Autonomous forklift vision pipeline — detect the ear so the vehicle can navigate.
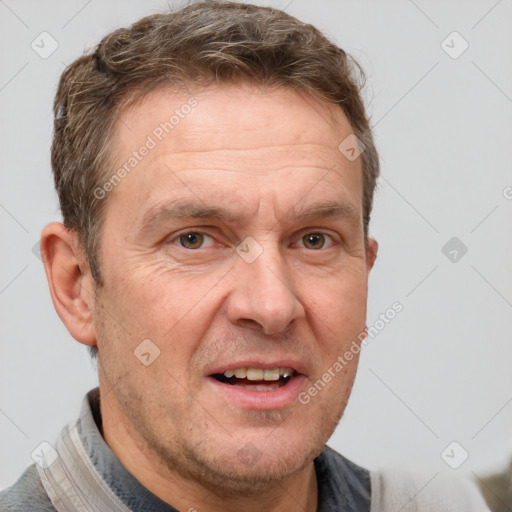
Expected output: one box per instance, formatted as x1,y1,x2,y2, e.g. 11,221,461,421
365,237,378,273
40,222,97,347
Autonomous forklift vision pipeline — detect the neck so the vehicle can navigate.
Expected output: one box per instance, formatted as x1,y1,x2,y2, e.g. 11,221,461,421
99,392,319,512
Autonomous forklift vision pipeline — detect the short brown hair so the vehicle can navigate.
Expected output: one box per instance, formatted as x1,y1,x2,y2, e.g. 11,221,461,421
52,0,379,286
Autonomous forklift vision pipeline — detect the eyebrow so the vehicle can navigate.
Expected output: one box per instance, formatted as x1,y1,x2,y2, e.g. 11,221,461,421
138,198,360,233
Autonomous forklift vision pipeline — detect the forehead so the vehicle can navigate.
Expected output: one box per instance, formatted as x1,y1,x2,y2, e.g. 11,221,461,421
105,83,363,224
115,83,354,152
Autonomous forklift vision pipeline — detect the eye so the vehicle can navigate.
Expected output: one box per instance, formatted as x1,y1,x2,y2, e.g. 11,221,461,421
169,230,337,251
297,232,336,250
173,231,215,249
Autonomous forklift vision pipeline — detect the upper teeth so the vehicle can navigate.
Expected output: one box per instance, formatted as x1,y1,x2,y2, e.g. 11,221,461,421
223,367,294,381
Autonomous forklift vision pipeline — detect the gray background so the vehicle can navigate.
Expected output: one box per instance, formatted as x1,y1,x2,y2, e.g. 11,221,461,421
1,0,511,492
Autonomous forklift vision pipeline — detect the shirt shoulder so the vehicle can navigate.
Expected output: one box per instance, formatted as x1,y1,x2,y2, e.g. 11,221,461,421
370,468,491,511
0,464,56,512
315,444,371,511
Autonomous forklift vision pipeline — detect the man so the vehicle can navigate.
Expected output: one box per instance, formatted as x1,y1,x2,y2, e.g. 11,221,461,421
0,1,490,510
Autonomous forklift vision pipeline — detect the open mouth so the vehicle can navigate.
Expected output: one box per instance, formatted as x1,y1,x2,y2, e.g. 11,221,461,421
210,368,297,391
206,365,306,409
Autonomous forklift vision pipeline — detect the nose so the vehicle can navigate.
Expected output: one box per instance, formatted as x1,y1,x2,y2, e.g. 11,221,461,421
226,243,306,336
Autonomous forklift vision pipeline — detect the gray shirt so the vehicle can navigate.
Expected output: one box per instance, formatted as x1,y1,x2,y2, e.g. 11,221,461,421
0,388,371,511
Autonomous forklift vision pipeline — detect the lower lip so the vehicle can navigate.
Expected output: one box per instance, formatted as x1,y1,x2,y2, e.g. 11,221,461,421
206,375,307,410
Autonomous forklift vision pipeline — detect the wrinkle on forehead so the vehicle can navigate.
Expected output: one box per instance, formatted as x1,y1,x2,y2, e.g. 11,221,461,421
151,143,353,177
112,83,353,158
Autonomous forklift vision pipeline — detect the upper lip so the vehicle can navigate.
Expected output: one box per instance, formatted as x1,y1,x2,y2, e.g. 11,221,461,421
206,359,308,377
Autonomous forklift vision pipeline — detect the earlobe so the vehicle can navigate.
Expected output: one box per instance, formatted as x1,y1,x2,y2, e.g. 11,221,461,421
365,237,378,273
40,222,97,347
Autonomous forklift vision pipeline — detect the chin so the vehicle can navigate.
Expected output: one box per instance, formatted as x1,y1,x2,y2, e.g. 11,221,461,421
177,427,322,496
190,449,314,498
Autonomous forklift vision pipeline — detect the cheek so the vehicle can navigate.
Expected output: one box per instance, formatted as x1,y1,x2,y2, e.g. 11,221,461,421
105,261,210,330
306,276,368,372
106,272,219,368
309,268,368,325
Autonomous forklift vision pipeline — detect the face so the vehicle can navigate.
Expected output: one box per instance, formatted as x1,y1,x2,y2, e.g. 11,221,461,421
92,83,377,494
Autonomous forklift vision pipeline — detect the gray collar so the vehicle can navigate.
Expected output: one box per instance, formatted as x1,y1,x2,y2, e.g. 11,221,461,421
38,387,370,511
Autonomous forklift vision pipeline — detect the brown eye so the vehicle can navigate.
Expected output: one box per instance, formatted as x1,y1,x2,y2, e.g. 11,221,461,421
302,233,327,250
178,232,205,249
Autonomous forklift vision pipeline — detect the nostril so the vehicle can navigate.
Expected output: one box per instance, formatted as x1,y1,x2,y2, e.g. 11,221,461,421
237,319,265,331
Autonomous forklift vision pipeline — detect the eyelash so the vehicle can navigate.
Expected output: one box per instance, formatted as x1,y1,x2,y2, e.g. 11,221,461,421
169,229,338,250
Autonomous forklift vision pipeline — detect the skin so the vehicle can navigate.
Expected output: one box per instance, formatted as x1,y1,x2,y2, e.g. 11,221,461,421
41,83,378,512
